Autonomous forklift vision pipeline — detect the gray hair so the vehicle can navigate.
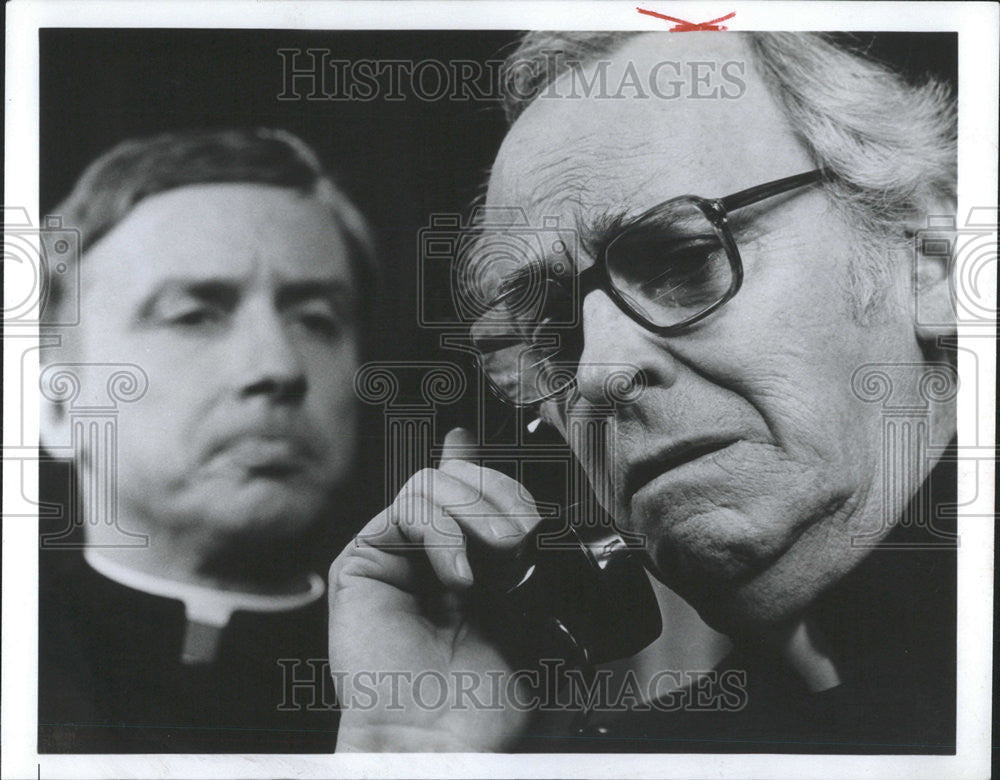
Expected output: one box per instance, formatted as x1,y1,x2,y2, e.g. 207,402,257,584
500,32,957,321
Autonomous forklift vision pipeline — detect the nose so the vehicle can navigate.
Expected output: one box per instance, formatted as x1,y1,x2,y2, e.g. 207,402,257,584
573,291,678,406
230,299,307,404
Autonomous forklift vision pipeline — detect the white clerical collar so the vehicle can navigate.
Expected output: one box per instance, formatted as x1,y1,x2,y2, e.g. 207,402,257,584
84,549,325,664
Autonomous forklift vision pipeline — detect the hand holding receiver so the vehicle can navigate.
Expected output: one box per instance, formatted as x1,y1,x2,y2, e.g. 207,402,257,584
328,427,542,752
328,426,663,751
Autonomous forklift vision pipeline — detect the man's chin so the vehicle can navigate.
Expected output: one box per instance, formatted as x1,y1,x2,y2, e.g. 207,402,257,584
643,520,813,634
198,518,328,590
667,574,814,635
192,482,330,539
648,531,849,635
648,545,760,633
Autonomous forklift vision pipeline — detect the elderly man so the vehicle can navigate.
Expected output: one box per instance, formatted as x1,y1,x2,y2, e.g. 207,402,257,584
329,32,957,753
38,128,375,752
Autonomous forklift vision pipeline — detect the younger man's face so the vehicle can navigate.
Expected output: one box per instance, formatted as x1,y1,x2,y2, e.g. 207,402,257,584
75,183,360,544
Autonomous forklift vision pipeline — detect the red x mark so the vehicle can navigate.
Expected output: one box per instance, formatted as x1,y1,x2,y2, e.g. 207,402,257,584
636,7,736,31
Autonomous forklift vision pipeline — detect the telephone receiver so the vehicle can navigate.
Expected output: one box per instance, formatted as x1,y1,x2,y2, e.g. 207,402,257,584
460,418,663,668
467,509,663,669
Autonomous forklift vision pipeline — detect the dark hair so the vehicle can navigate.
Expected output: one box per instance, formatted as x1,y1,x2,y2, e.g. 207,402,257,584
42,127,377,321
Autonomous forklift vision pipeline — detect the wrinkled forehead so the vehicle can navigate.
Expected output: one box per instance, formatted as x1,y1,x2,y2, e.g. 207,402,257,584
484,32,812,260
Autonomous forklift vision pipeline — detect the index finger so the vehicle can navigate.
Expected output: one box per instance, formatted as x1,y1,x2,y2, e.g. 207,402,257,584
440,426,478,464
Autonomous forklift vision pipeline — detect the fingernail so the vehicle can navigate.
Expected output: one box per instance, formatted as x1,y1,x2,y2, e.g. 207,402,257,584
454,552,474,583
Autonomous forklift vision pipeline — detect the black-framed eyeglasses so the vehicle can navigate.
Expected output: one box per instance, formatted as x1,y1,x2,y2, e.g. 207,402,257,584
470,169,825,407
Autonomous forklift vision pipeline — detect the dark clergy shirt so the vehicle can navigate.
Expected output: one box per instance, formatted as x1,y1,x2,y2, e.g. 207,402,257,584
38,464,340,753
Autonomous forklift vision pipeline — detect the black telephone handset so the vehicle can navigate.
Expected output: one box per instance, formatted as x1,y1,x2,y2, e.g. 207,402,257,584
463,425,663,669
469,511,663,669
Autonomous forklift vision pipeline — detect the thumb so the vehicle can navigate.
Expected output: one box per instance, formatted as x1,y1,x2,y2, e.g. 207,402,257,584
440,426,477,464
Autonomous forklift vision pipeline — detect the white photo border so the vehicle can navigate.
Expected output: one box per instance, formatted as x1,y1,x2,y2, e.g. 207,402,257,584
4,2,996,778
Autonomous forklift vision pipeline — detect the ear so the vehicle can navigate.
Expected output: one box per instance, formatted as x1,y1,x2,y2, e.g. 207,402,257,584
906,196,957,356
38,339,72,455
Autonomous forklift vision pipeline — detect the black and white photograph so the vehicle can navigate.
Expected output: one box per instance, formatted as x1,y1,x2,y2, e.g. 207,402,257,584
2,2,996,778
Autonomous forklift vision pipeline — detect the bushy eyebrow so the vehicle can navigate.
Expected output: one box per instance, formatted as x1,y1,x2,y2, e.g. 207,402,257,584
575,209,632,262
574,197,762,262
460,208,631,302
